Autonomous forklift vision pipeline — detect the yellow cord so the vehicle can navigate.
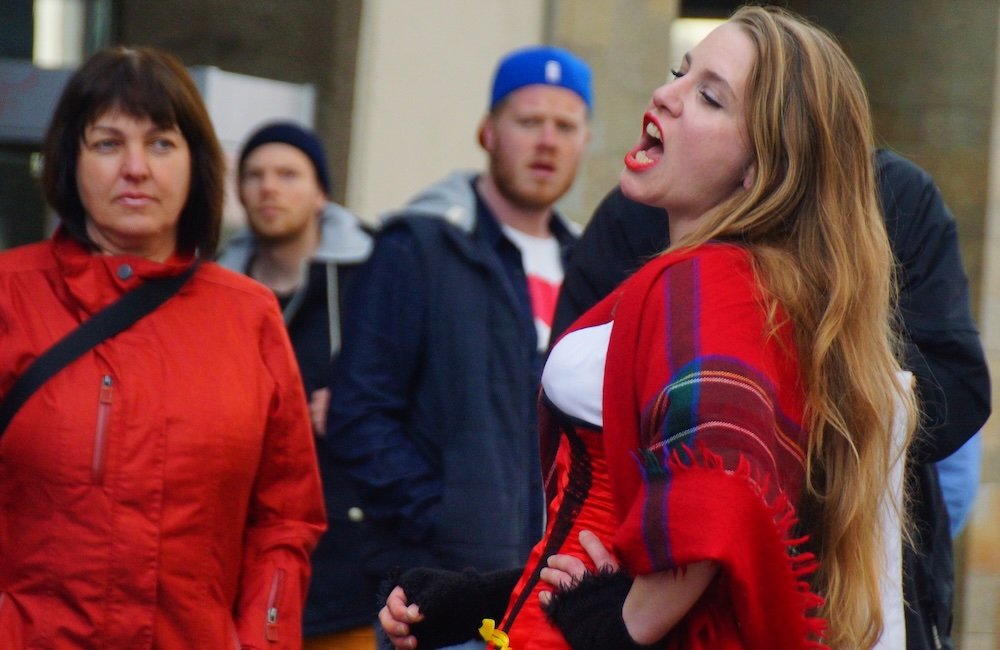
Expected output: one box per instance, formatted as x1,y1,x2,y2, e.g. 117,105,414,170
479,618,511,649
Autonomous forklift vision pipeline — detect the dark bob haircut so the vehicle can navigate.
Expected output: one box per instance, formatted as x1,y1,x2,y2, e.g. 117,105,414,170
41,46,225,257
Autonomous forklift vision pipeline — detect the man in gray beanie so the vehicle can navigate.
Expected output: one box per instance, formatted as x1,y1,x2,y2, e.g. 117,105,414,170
217,121,377,648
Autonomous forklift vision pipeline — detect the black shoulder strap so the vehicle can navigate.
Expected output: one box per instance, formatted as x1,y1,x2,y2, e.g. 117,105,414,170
0,261,200,438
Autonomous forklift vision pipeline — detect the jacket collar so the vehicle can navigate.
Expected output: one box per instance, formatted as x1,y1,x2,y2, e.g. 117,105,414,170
382,170,479,231
216,202,372,273
383,169,580,247
52,227,196,315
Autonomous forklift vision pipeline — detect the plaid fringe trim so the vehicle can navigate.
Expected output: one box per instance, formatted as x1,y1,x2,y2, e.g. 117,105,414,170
643,442,828,649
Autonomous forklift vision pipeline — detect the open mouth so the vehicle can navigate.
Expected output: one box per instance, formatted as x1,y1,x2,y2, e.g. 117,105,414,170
624,113,663,171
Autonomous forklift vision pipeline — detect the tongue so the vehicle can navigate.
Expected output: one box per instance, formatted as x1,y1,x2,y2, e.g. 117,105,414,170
636,144,663,163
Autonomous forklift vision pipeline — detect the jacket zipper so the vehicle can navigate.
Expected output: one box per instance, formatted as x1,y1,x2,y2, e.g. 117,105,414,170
228,617,242,650
931,622,942,650
265,568,285,642
92,375,113,485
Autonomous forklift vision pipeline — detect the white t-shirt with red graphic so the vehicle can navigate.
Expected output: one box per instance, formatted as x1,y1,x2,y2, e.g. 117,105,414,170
502,225,563,351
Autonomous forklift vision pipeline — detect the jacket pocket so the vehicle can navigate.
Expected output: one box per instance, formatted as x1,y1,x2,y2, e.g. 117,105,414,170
91,375,113,485
265,568,285,643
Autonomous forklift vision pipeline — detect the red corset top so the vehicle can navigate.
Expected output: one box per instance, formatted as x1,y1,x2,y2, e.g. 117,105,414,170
494,405,616,649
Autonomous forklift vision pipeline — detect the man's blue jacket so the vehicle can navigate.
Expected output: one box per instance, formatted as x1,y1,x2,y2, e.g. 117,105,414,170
328,172,578,580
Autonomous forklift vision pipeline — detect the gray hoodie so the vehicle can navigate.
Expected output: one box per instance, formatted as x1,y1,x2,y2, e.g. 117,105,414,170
217,201,372,353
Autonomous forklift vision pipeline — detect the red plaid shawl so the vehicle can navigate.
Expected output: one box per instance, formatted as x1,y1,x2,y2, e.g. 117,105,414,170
600,242,827,648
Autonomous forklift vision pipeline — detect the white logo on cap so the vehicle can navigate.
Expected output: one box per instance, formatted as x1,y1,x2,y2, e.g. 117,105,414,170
545,60,562,84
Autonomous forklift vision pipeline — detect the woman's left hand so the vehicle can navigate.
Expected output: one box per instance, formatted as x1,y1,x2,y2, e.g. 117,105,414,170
539,529,620,606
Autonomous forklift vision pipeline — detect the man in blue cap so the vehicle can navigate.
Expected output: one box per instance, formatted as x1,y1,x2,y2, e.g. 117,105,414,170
327,45,592,645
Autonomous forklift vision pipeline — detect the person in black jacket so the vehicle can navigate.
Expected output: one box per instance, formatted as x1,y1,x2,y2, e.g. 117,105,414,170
551,148,990,650
218,122,376,648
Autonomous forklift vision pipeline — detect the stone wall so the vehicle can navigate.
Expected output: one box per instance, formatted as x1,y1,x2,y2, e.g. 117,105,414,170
786,4,999,647
546,0,679,223
118,0,361,207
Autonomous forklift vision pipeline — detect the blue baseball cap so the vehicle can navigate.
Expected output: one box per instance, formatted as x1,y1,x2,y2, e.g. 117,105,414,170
489,46,593,112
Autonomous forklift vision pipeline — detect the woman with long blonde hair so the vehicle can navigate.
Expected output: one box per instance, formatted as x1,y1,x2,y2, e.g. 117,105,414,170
379,6,914,649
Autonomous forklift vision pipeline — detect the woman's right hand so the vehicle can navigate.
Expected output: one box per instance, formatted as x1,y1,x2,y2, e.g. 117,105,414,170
539,529,620,605
379,586,424,649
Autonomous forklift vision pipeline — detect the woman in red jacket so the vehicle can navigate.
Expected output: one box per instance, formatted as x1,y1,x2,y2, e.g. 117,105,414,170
380,6,915,649
0,47,326,648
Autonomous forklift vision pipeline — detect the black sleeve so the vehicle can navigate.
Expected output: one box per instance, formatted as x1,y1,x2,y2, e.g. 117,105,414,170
543,570,662,649
552,186,670,340
381,567,522,649
877,150,991,461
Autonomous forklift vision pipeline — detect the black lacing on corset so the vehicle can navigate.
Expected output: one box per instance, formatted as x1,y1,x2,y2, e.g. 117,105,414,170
501,397,594,632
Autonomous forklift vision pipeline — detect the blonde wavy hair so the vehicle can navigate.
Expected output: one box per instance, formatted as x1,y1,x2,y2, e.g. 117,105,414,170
670,6,917,648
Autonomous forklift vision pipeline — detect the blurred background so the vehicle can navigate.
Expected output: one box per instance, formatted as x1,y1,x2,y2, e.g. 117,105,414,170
1,1,998,646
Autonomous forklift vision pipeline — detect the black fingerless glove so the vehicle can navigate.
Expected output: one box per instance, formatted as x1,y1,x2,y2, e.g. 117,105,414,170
542,569,662,649
378,566,521,649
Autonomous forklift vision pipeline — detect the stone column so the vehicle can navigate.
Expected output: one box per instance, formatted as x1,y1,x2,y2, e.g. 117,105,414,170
546,0,680,224
118,0,361,207
787,2,999,647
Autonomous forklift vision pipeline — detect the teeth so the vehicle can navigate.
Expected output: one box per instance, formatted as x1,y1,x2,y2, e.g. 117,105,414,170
634,150,653,163
645,121,662,141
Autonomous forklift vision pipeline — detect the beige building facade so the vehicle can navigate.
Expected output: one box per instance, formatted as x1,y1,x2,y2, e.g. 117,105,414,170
7,0,997,646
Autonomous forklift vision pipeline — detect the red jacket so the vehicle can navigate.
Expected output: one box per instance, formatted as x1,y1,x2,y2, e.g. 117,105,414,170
0,232,326,649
